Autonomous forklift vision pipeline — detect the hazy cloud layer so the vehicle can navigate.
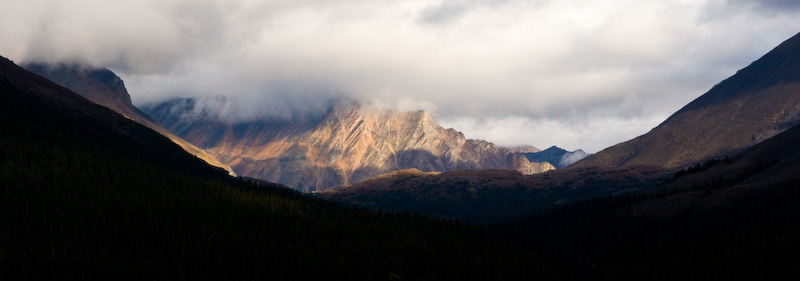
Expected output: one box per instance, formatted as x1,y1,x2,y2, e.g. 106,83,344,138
1,0,798,152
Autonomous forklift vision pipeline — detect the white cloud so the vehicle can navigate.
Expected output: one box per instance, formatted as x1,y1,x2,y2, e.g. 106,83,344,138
1,0,798,152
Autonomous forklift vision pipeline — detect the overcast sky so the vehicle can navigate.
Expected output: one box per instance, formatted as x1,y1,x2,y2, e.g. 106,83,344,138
2,0,799,152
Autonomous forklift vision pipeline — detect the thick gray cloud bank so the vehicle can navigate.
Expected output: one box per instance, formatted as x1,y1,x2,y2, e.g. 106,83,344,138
2,0,799,152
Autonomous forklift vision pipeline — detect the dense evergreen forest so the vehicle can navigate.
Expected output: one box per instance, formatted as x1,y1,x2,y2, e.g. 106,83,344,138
3,58,800,280
508,181,800,280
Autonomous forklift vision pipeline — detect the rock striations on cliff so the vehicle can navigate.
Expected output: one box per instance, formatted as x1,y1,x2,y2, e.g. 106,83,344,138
144,99,553,191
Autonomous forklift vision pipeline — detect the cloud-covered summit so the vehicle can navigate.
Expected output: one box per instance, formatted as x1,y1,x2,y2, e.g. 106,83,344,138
1,0,798,152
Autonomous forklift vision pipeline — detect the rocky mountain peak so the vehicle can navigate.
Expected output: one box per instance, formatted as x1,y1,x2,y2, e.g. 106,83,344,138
144,98,555,191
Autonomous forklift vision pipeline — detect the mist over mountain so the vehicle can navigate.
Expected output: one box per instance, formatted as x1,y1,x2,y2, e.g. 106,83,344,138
558,149,590,167
504,145,542,153
4,1,797,153
143,98,553,191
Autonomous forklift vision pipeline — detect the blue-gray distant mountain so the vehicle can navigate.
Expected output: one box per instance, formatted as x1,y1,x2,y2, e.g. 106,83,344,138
522,146,590,168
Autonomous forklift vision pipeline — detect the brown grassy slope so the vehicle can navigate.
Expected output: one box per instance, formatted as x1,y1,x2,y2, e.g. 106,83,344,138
320,165,668,222
572,31,800,170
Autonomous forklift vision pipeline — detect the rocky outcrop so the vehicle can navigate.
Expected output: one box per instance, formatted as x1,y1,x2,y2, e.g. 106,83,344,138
23,63,236,176
144,99,552,191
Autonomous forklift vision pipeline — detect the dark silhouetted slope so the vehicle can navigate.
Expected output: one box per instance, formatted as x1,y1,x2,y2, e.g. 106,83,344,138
0,57,231,178
23,62,235,175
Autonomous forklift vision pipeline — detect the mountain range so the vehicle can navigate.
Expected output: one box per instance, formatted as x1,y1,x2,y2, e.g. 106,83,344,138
143,98,555,191
14,31,800,221
4,30,800,280
321,31,800,221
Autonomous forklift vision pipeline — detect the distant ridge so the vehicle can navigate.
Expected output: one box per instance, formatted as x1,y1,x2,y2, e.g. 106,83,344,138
523,146,589,169
572,31,800,169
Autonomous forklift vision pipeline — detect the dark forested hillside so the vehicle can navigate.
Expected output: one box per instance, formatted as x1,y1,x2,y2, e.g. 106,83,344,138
507,176,800,280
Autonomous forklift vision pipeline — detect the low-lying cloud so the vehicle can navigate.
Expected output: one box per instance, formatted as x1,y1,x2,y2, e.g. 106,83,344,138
1,0,798,152
559,150,590,168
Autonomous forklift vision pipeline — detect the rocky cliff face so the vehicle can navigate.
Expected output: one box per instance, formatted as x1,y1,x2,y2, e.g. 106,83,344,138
144,99,553,191
23,63,236,176
572,31,800,170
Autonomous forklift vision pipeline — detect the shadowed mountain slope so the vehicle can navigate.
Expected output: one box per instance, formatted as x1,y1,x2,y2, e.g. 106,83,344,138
143,99,554,191
22,62,235,176
321,166,668,222
573,31,800,169
626,121,800,218
0,57,231,179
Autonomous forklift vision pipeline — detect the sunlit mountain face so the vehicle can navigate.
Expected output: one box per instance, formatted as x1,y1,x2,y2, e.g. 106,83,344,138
143,98,554,191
